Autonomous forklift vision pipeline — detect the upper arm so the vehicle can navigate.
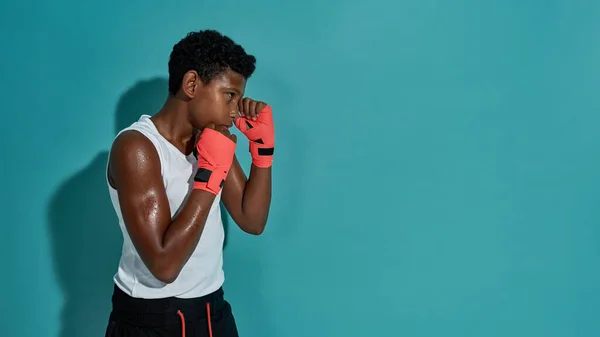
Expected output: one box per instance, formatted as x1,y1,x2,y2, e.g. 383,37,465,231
109,130,172,266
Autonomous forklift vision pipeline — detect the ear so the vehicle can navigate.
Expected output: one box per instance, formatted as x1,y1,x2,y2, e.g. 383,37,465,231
181,70,199,99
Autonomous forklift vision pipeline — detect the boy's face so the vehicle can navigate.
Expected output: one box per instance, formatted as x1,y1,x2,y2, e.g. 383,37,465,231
188,69,246,129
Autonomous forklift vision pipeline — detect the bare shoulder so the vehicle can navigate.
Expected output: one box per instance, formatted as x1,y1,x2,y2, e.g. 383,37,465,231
109,130,162,190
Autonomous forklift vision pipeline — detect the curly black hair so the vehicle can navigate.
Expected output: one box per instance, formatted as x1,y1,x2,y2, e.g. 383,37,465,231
168,30,256,95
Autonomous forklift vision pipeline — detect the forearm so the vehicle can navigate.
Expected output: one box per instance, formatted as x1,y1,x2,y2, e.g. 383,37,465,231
155,190,217,281
241,165,272,231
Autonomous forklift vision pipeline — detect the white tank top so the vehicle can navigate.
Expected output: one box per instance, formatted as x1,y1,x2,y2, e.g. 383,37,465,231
107,114,225,299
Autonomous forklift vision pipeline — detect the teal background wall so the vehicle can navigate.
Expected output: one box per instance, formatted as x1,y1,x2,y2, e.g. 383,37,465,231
2,1,600,336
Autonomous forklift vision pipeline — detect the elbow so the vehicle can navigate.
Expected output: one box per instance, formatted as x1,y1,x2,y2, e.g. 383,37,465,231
148,261,181,284
242,219,267,235
247,226,265,235
231,212,268,235
155,271,178,284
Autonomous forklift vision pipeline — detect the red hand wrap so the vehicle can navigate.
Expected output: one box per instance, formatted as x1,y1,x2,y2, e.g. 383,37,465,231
193,128,236,195
235,105,275,168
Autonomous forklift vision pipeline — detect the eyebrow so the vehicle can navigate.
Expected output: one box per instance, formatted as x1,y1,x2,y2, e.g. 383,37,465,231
225,87,242,95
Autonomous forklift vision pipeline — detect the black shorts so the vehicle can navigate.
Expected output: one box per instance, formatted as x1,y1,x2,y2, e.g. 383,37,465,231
105,284,239,337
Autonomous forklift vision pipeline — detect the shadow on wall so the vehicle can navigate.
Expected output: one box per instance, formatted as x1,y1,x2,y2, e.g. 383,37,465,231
47,77,171,337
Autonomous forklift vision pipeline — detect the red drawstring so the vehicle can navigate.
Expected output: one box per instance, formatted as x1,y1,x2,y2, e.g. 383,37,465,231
206,302,213,337
176,303,212,337
177,310,186,337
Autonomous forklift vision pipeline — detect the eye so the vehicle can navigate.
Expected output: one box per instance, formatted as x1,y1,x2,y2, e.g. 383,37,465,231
227,92,235,101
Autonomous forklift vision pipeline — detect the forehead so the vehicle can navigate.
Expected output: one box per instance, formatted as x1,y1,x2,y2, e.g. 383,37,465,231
211,69,246,91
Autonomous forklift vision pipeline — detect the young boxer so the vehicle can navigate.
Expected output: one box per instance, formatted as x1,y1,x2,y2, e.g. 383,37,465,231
104,29,274,337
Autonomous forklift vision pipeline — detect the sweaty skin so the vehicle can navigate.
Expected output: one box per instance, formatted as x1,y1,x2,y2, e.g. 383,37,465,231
108,69,272,283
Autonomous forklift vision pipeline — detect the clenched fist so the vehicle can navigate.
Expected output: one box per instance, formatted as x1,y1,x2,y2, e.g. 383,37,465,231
235,98,274,168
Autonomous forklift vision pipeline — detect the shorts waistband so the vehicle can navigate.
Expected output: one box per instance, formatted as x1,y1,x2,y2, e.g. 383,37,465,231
109,284,225,327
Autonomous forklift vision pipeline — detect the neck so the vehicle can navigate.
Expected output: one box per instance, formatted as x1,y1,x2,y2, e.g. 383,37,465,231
151,95,196,155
